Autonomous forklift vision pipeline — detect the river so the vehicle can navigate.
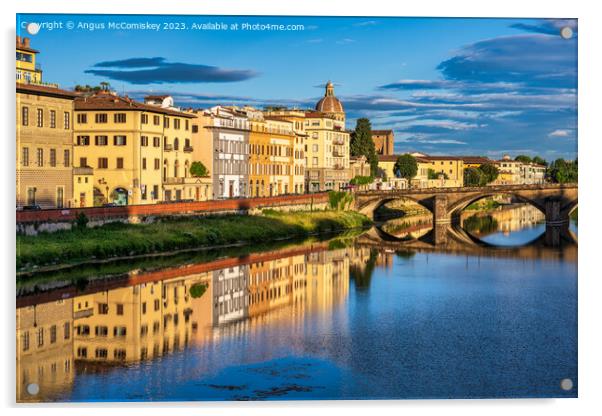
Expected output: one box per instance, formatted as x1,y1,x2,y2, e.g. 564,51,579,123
16,203,578,402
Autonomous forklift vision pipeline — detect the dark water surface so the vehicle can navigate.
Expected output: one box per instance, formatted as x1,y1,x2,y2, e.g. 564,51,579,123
16,208,577,402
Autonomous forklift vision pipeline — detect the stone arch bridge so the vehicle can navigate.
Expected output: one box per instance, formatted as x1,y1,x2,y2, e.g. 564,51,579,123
354,183,578,246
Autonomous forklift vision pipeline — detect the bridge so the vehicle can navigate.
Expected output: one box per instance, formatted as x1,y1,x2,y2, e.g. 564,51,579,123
354,183,577,246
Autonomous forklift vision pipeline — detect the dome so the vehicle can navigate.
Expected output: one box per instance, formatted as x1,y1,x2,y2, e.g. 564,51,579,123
315,81,344,114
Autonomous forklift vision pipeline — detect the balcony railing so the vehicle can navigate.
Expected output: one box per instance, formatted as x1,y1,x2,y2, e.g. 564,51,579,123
164,177,184,184
164,144,173,151
73,167,94,175
183,145,193,153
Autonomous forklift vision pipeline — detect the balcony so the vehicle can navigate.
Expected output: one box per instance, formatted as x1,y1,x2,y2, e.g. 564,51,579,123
74,308,94,319
164,177,184,184
183,145,193,153
73,167,94,175
333,150,345,157
164,144,173,152
333,138,345,145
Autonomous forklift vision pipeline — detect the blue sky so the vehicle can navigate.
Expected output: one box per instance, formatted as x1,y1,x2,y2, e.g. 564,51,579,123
17,14,577,160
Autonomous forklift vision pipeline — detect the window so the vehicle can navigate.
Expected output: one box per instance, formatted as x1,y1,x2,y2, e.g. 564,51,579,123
192,125,198,133
98,303,108,314
153,115,160,125
95,326,108,337
174,138,179,151
76,325,90,336
142,302,147,314
50,110,56,128
116,158,124,169
154,158,160,170
27,187,36,205
141,114,148,124
50,149,56,167
22,331,29,351
153,137,161,147
114,349,126,360
116,304,124,315
77,113,87,124
77,347,87,358
95,113,108,123
64,150,70,167
95,348,108,359
22,147,29,166
22,107,28,126
141,136,148,146
153,185,159,200
50,325,57,344
64,112,70,129
114,135,127,146
114,113,126,123
37,109,43,127
56,187,64,208
77,135,90,146
142,158,147,170
64,322,70,340
95,135,108,146
97,158,108,169
37,328,44,347
154,299,160,311
36,148,43,166
164,117,170,128
113,326,127,337
79,157,88,168
174,119,180,129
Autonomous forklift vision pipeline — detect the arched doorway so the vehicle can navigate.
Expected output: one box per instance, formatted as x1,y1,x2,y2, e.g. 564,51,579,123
111,188,129,206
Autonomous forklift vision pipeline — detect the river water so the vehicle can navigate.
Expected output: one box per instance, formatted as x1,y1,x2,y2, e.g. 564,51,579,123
16,204,577,402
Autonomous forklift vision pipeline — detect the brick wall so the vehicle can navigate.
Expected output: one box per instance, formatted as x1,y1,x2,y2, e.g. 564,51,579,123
16,192,330,225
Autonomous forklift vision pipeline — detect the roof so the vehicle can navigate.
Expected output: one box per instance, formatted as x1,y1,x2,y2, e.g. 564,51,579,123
457,156,492,164
371,129,394,135
16,37,39,54
315,96,344,113
74,92,194,118
144,95,170,101
16,82,77,100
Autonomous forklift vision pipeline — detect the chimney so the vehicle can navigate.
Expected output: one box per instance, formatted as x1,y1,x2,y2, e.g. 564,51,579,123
23,37,30,47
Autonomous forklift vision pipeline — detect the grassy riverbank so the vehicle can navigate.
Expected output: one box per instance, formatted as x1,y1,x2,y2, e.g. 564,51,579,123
16,210,371,271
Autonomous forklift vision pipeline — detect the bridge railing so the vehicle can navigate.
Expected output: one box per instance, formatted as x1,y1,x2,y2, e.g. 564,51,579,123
355,182,577,196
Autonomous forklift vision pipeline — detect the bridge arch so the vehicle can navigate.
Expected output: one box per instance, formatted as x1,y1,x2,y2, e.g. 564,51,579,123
447,191,546,220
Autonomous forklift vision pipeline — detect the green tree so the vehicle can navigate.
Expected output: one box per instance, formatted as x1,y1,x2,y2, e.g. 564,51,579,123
190,161,209,177
479,163,500,184
427,168,449,180
350,118,378,176
515,155,532,164
464,167,484,187
532,156,548,166
393,154,418,180
547,158,578,183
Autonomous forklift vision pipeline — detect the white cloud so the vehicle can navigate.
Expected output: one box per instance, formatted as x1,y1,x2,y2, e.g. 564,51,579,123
548,129,571,137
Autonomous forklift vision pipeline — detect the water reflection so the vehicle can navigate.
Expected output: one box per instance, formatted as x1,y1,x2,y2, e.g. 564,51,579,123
16,242,356,402
460,203,546,246
16,218,578,402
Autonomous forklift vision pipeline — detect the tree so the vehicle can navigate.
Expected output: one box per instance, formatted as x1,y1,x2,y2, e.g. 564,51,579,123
190,161,209,177
393,154,418,180
532,156,547,166
479,163,500,184
547,158,578,183
427,168,448,180
515,155,532,164
464,167,484,186
350,118,378,177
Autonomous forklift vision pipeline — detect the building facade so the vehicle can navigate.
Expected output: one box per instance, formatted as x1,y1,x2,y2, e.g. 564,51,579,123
16,36,43,85
73,91,196,205
371,129,395,155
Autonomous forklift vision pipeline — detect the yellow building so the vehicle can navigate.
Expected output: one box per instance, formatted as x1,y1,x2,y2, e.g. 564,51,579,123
494,155,522,185
16,36,43,85
71,274,207,365
378,154,464,188
262,109,308,194
74,91,198,205
16,299,74,402
17,83,83,209
249,113,295,197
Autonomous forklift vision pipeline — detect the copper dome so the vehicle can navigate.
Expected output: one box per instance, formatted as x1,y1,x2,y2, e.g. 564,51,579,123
315,81,344,113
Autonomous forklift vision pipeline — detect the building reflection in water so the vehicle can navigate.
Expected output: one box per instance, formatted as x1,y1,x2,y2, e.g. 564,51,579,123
16,243,359,402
